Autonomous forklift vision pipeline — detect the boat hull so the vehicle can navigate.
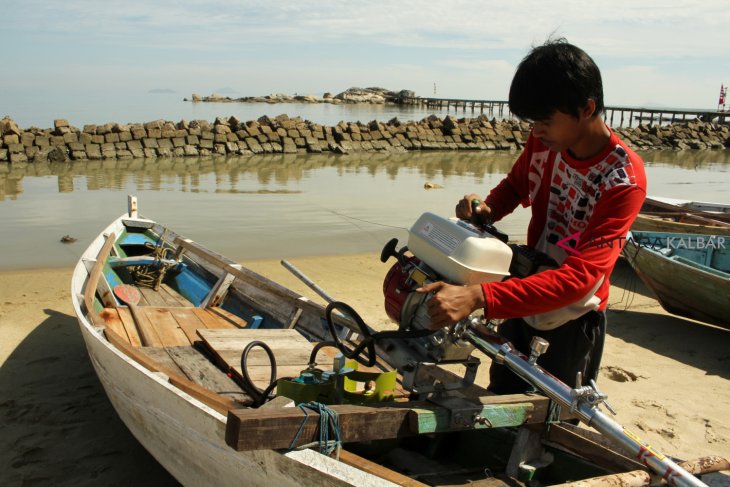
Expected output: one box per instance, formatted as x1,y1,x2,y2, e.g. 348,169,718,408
70,203,727,485
624,233,730,328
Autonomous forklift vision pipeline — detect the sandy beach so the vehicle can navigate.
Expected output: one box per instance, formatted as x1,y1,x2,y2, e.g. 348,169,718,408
1,254,729,485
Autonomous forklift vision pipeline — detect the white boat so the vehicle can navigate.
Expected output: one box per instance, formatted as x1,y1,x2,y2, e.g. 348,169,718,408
646,196,730,220
71,196,728,486
632,196,730,236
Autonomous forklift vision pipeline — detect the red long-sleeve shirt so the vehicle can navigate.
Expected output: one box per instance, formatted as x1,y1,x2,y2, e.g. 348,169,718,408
482,129,646,328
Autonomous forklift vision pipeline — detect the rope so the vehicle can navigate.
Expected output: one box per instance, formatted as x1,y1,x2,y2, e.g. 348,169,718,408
608,243,642,312
325,209,408,231
130,229,177,290
545,399,563,434
289,402,342,459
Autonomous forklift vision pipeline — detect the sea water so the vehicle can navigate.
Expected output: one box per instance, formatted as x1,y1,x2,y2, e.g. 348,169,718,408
0,148,728,270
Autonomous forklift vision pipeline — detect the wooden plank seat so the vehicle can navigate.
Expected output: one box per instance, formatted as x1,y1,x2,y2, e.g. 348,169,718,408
196,329,410,401
197,329,319,392
141,346,251,405
137,283,191,307
99,306,248,348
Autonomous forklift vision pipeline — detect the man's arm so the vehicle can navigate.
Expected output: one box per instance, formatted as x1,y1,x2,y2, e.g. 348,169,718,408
421,184,645,328
482,184,645,319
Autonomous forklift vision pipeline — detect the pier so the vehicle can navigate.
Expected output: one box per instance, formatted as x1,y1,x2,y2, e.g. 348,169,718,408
403,97,729,128
405,97,511,119
603,105,728,128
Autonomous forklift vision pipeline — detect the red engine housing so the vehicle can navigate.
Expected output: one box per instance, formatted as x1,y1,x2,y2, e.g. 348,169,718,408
383,257,421,325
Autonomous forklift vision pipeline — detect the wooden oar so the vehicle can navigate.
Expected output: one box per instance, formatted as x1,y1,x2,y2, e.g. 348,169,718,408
113,284,159,347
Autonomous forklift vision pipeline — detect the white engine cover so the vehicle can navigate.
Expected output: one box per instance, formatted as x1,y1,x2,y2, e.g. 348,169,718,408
407,212,512,285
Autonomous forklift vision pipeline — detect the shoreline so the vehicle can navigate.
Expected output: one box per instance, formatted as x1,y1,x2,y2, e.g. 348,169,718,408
2,256,729,484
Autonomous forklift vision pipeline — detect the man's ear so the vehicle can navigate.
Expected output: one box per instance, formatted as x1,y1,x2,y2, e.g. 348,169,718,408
581,99,597,119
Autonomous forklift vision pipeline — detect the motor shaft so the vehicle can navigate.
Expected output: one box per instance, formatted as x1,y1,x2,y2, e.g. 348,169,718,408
464,327,707,487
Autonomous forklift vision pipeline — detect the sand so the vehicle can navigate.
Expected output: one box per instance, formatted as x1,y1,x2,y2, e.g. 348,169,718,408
1,255,729,485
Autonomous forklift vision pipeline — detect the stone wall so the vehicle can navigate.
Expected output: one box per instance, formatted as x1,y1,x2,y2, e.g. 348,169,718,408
0,115,728,164
614,121,729,150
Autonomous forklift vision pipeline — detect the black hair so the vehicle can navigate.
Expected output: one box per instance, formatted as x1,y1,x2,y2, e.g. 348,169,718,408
508,38,604,121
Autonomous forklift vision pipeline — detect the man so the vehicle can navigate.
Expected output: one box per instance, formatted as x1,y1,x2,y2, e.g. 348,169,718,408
418,39,646,393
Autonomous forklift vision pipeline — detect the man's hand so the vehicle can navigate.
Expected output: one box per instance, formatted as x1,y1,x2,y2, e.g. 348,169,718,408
416,281,486,329
456,193,492,226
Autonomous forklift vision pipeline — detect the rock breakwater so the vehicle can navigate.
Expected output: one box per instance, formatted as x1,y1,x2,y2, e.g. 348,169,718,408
186,87,415,105
0,114,728,164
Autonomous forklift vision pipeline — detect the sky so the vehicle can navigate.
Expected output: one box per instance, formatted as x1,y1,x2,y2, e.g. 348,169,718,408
1,0,728,110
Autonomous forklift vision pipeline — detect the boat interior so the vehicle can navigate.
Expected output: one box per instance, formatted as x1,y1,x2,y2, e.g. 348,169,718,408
629,231,729,274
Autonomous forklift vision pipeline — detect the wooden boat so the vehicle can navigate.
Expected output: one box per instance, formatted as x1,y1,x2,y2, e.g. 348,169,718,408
623,230,730,328
643,197,730,220
72,197,728,486
632,196,730,236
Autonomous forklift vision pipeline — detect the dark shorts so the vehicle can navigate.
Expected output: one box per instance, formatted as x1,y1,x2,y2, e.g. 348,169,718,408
487,310,606,395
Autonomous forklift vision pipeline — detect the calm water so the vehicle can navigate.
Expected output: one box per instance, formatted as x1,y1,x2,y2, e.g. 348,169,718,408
1,149,729,270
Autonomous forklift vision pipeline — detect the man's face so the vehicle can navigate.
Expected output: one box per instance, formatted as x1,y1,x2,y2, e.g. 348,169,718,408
530,110,585,154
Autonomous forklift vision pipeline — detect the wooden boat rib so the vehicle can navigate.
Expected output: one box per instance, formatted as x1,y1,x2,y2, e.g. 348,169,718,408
72,197,727,486
623,230,730,329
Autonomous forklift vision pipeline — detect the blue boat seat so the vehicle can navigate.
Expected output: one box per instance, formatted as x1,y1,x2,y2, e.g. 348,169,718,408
119,233,158,246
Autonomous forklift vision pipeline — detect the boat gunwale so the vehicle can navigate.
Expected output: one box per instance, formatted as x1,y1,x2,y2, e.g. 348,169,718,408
642,196,730,224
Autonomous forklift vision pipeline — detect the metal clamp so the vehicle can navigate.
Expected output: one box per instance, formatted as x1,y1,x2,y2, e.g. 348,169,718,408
428,396,494,430
401,356,480,395
570,372,616,415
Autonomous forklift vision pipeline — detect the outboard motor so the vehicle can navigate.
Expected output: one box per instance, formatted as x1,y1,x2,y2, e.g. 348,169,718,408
383,212,512,331
379,214,709,487
380,213,514,392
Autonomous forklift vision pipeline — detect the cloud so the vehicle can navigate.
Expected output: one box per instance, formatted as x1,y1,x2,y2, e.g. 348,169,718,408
5,0,728,57
1,1,728,108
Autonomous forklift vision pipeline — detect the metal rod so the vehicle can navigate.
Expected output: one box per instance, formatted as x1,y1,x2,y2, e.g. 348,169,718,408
464,328,707,487
280,260,355,341
280,259,336,304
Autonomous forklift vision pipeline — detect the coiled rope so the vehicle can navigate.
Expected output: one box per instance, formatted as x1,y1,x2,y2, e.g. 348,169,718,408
131,229,178,290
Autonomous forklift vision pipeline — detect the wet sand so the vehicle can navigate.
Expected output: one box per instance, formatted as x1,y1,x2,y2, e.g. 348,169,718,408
1,256,729,484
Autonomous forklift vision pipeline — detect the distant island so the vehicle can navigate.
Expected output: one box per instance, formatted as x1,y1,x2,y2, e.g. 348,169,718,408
184,87,415,105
